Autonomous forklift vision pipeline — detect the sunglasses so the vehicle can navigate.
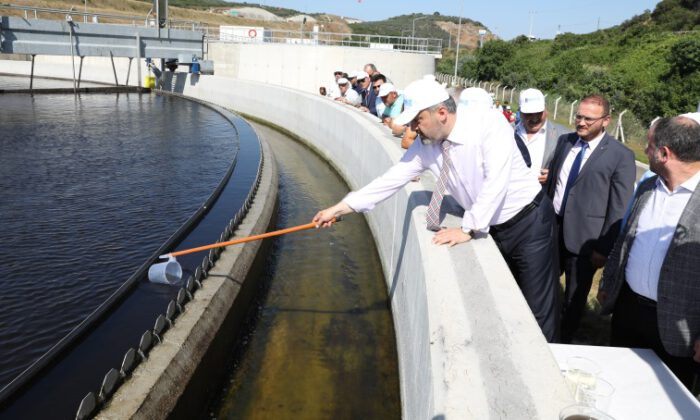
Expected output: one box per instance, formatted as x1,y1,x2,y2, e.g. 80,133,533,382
373,85,382,89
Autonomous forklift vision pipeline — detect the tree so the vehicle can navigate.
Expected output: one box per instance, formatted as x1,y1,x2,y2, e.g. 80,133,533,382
667,38,700,75
475,40,514,81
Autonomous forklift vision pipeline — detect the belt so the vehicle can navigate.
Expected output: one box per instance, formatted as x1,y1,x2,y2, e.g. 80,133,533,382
490,189,544,233
623,281,657,308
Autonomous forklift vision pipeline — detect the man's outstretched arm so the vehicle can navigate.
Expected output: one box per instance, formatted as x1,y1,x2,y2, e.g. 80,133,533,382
313,201,354,228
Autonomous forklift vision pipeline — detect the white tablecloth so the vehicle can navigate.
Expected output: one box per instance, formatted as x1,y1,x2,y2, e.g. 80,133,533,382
550,344,700,419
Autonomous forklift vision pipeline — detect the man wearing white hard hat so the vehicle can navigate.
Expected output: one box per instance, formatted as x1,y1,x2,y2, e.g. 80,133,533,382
334,77,361,106
598,113,700,390
314,78,560,342
515,88,560,184
457,87,493,111
378,83,406,136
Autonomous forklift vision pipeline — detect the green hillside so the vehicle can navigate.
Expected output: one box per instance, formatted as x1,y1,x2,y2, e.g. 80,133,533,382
439,0,700,125
142,0,305,17
349,12,485,44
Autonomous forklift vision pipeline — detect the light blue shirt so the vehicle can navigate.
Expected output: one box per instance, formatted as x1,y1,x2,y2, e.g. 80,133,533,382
382,95,404,118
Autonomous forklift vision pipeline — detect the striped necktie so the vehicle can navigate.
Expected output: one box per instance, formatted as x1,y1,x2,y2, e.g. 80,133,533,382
426,140,453,231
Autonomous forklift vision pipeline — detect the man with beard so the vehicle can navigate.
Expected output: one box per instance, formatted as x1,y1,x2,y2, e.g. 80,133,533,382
598,114,700,390
313,78,560,342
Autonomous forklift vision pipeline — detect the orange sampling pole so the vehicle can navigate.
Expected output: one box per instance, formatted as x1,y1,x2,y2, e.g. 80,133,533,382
164,218,339,258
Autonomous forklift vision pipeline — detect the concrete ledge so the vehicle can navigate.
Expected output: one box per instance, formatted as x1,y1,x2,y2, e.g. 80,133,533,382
95,128,278,419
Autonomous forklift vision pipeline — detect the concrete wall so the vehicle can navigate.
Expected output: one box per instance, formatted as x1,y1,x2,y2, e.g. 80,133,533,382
206,42,436,93
0,42,435,93
1,59,573,418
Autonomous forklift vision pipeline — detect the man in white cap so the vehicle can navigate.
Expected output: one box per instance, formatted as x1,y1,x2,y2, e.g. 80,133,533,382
314,77,560,342
515,88,560,184
598,113,700,390
334,77,361,106
355,70,371,99
457,87,493,111
378,83,406,136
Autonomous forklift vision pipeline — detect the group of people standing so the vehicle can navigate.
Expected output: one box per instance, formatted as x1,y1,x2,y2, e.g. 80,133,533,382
313,77,700,391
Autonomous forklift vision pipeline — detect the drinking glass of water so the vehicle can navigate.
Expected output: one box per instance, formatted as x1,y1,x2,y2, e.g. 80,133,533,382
564,356,601,397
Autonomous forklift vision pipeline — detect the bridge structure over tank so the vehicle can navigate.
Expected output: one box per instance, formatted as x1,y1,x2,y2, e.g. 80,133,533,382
0,16,202,58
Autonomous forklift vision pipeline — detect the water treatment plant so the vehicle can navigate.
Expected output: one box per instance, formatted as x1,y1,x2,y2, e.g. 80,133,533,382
0,4,577,419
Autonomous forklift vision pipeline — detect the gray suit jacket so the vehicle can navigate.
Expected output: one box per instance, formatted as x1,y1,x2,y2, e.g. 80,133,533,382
545,132,636,256
600,176,700,357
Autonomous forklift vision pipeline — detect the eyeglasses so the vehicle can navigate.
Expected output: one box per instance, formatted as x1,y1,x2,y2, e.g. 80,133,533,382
373,85,382,90
574,114,608,124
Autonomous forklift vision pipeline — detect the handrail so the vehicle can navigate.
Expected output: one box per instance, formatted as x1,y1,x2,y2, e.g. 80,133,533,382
1,3,442,55
0,3,203,28
207,28,443,55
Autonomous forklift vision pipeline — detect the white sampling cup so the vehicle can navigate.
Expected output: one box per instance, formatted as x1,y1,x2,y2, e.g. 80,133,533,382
148,255,183,285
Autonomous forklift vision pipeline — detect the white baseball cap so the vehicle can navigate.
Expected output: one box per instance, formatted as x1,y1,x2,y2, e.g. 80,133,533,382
519,88,545,113
347,70,358,79
377,83,397,98
680,112,700,125
393,78,450,126
458,87,493,110
337,77,349,85
356,71,369,80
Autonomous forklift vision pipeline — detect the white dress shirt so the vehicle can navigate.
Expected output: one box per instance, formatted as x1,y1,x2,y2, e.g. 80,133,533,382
516,121,548,177
342,88,361,106
625,170,700,301
553,131,605,214
343,108,541,233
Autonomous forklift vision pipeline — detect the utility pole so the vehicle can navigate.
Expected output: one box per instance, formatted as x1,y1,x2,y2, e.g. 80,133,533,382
453,0,464,86
528,10,535,39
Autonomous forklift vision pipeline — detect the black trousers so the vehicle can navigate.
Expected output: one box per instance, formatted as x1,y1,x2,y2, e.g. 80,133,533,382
490,194,560,342
611,282,700,391
557,218,598,343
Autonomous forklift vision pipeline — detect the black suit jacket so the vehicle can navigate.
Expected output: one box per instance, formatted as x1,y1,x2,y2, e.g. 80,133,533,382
545,132,636,256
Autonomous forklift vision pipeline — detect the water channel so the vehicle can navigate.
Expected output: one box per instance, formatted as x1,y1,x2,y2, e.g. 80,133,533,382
211,123,401,419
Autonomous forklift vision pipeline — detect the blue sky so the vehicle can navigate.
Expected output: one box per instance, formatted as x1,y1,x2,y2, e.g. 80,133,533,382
252,1,662,40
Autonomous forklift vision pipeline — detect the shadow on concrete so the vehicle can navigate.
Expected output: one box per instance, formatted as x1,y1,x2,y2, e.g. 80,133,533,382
387,191,464,301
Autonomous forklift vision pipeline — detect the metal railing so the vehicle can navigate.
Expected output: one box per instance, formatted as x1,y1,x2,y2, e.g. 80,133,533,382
1,4,441,55
0,3,203,29
206,28,443,55
437,72,653,157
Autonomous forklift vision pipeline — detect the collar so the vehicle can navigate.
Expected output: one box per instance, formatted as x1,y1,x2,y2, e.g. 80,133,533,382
657,168,700,194
516,121,547,138
577,130,605,149
446,108,498,146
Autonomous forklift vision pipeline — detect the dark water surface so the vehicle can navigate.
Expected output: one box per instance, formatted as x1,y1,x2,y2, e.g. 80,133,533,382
213,123,400,419
0,92,237,390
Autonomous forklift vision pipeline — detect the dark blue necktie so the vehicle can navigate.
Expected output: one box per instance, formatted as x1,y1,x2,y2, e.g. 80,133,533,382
560,142,588,213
